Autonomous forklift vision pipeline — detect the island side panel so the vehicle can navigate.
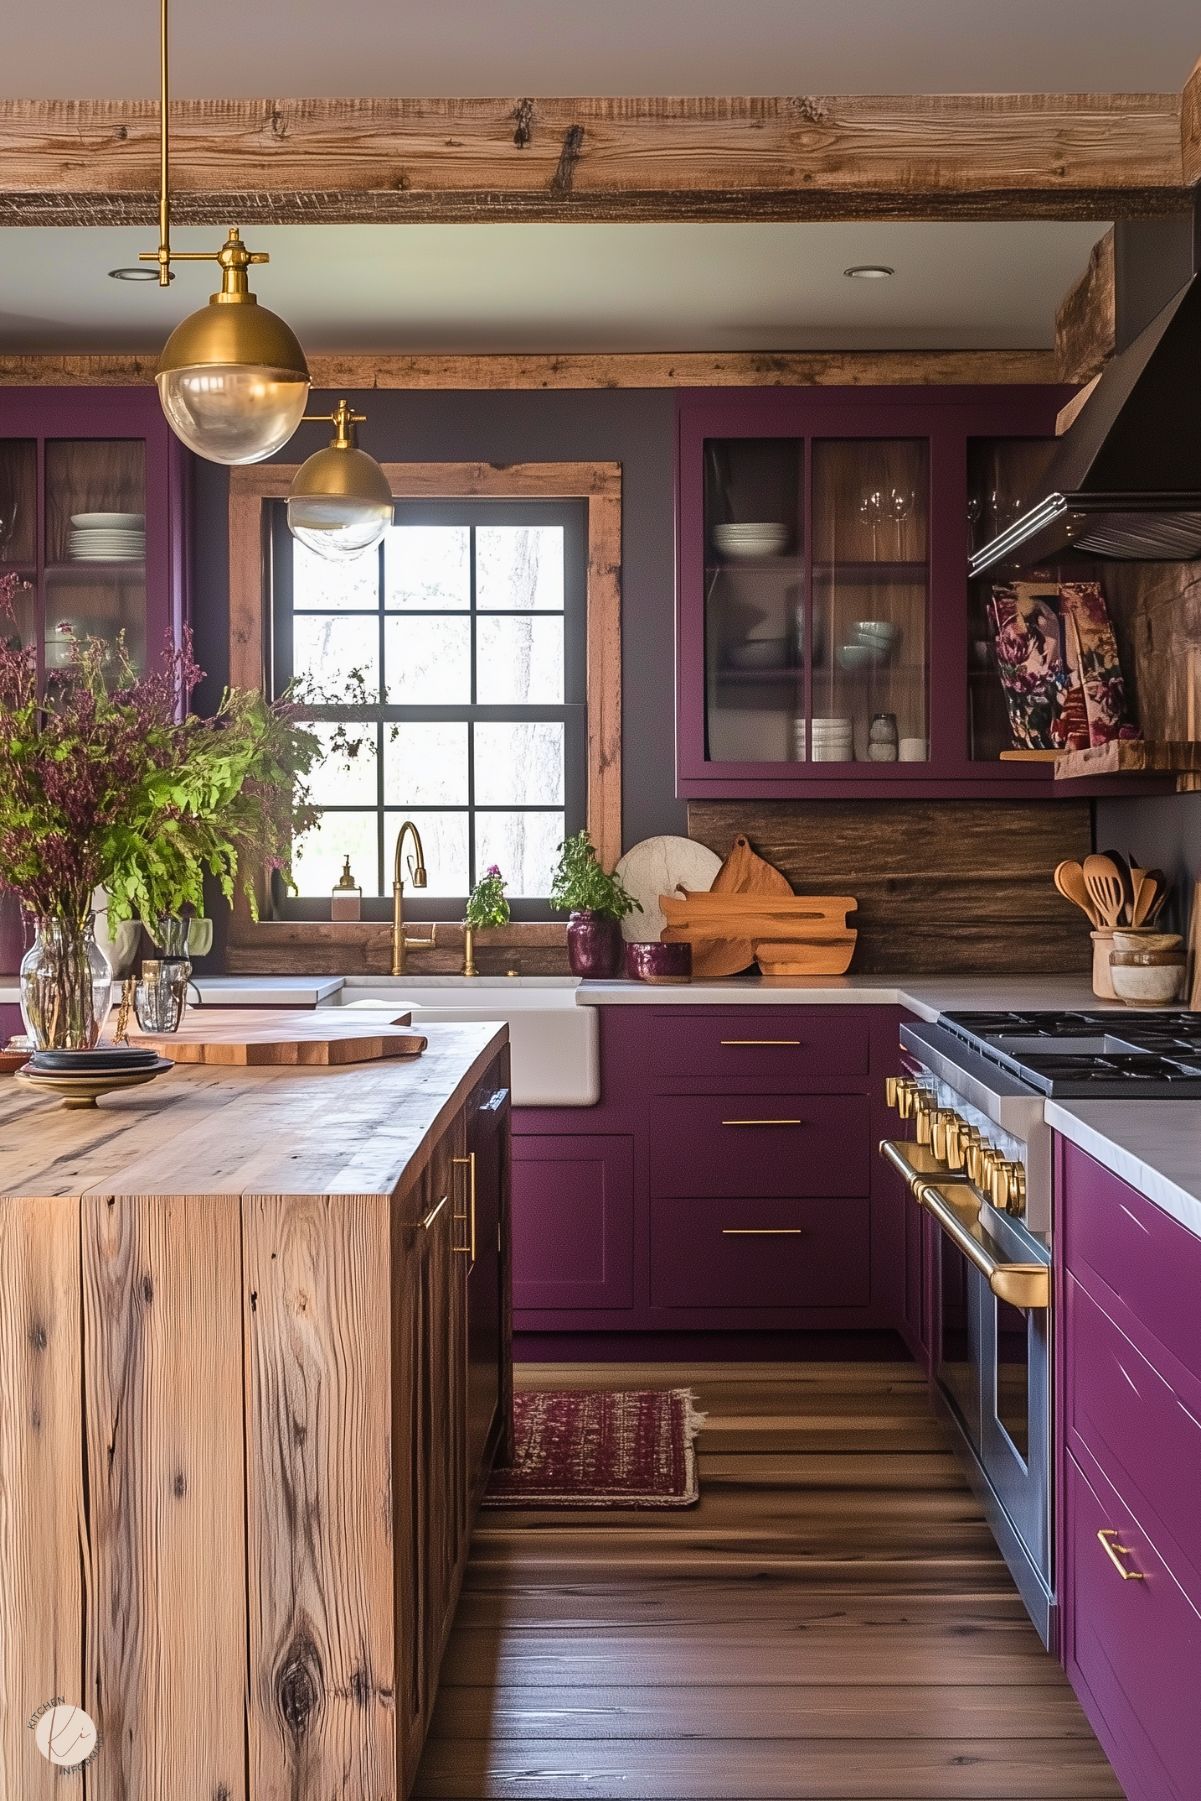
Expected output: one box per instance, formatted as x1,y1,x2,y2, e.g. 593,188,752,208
243,1191,398,1801
0,1195,83,1801
81,1192,247,1801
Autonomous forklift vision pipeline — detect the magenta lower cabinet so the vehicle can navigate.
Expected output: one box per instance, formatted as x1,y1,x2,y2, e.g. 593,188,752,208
511,1134,634,1312
1057,1138,1201,1801
1064,1450,1201,1801
650,1194,870,1310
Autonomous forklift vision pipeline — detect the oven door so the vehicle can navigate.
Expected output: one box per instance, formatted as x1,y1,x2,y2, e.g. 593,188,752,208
923,1181,1054,1646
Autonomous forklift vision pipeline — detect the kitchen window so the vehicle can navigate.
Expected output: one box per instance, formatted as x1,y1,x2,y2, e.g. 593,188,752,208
269,498,589,919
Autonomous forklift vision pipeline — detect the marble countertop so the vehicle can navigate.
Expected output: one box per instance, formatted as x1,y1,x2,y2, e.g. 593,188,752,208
577,974,1116,1022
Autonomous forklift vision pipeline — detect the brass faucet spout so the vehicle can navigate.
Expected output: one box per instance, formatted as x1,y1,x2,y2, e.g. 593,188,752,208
391,820,434,976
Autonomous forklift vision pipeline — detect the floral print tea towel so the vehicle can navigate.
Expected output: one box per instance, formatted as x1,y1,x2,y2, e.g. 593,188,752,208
989,579,1137,751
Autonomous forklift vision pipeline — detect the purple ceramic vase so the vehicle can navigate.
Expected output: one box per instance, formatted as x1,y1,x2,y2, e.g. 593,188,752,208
566,911,623,979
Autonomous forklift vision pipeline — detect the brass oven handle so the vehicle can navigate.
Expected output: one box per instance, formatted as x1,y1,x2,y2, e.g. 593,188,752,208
720,1038,801,1046
420,1193,448,1232
722,1117,803,1127
915,1181,1050,1311
452,1152,476,1260
1097,1528,1145,1581
879,1138,948,1193
721,1227,804,1236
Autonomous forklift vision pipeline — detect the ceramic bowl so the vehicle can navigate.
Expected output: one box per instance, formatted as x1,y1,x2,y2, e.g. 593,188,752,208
1110,959,1185,1006
1112,930,1181,956
853,619,898,644
837,643,884,671
624,941,692,985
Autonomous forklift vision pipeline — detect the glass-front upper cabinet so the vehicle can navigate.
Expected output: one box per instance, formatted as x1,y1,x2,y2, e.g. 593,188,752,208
0,390,187,683
678,387,1078,798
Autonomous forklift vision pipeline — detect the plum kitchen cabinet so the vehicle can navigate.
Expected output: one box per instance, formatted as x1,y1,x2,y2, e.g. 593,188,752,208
673,384,1143,801
512,1005,904,1336
1057,1140,1201,1801
0,387,189,679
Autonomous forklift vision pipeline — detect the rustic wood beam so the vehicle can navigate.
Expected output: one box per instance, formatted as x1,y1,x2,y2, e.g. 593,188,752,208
1183,55,1201,185
1053,228,1115,383
0,347,1060,390
0,93,1187,227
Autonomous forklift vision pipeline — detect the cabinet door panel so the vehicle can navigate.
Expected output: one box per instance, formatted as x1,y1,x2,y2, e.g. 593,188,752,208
645,1007,870,1079
1065,1451,1201,1801
512,1135,634,1310
650,1094,869,1198
650,1193,869,1310
466,1086,508,1484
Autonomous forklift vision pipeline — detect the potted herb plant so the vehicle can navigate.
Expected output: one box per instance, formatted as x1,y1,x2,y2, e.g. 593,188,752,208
0,580,320,1050
550,829,640,979
463,864,510,976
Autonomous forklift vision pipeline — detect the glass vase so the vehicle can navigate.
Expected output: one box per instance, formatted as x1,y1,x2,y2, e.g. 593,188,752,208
19,916,114,1051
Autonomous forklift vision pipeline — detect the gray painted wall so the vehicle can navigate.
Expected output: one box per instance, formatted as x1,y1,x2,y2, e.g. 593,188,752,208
190,386,685,849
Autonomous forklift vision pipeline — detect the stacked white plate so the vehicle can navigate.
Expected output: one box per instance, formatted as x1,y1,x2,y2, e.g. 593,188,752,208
69,512,145,563
810,715,855,763
713,521,789,560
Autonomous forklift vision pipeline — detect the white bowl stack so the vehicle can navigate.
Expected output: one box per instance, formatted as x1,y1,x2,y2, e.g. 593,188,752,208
810,715,855,762
68,512,146,563
713,521,789,561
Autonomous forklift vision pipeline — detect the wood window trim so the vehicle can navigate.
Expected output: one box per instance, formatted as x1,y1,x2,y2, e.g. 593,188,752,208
226,459,621,964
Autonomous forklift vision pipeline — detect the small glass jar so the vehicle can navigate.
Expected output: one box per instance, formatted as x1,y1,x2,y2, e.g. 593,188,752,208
868,712,899,763
19,915,114,1051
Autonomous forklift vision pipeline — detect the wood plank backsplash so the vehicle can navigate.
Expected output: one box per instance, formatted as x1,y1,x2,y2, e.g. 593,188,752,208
688,799,1093,974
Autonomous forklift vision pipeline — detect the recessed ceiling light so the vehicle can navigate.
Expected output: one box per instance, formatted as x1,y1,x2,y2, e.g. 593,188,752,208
108,266,169,282
844,264,895,280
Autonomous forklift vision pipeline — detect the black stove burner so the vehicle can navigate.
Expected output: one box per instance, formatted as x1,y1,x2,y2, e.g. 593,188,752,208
945,1009,1144,1040
939,1010,1201,1097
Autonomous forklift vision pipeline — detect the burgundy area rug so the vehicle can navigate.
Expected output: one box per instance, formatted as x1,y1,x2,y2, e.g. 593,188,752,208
483,1388,704,1509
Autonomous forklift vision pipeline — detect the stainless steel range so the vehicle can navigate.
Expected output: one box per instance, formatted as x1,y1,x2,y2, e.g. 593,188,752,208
881,1006,1201,1652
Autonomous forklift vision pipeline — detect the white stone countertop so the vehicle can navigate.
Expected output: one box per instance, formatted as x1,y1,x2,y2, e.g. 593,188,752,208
1046,1100,1201,1242
576,974,1116,1022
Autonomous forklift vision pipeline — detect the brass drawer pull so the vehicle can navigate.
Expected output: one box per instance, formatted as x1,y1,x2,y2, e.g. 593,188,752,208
722,1227,804,1236
1097,1528,1145,1581
452,1152,476,1261
420,1193,448,1232
721,1117,803,1128
719,1038,801,1047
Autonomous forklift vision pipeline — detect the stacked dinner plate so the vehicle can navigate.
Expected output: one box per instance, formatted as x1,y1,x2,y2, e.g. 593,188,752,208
712,521,789,561
68,512,146,563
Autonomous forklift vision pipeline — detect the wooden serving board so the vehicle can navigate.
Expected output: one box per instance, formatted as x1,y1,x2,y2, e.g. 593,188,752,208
660,893,857,940
667,834,793,977
131,1007,428,1067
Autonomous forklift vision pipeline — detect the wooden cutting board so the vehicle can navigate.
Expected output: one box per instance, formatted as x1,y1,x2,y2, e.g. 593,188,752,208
131,1008,428,1067
667,834,793,978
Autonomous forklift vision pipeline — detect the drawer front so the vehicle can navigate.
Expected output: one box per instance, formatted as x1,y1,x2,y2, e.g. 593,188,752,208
511,1134,634,1310
1068,1277,1201,1604
1062,1141,1201,1386
651,1193,870,1310
1065,1450,1201,1801
651,1093,869,1198
645,1009,870,1081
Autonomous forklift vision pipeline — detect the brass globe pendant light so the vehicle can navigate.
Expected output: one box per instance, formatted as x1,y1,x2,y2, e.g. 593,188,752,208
138,0,310,463
288,401,394,561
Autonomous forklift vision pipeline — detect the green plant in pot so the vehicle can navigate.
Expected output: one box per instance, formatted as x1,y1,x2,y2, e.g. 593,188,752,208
550,830,640,979
0,584,320,1051
463,864,510,976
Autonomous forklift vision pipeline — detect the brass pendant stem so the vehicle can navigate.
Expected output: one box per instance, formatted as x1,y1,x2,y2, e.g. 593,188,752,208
157,0,170,283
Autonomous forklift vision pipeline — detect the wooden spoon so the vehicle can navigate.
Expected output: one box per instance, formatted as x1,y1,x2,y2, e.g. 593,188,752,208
1083,854,1126,930
1054,860,1103,928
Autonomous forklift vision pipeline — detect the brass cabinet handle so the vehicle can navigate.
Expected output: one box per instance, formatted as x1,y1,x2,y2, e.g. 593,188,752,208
720,1038,800,1046
915,1180,1050,1311
452,1152,476,1260
722,1227,804,1236
1097,1529,1145,1581
721,1117,803,1127
420,1192,448,1232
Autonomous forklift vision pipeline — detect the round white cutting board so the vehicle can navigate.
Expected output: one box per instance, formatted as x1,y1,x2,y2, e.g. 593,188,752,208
614,835,722,942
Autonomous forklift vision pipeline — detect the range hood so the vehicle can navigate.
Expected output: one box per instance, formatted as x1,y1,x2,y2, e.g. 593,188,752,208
970,273,1201,576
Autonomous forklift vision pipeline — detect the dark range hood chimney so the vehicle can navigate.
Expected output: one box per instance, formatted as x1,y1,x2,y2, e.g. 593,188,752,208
970,205,1201,576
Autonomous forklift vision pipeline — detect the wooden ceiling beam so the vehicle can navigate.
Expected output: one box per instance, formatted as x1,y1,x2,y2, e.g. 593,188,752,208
1053,227,1116,383
0,347,1060,389
0,93,1187,226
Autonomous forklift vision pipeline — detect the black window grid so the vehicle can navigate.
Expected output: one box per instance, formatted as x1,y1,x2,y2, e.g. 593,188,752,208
269,497,588,921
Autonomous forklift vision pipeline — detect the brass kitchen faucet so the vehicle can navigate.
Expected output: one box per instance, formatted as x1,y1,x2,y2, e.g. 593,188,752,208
391,819,436,975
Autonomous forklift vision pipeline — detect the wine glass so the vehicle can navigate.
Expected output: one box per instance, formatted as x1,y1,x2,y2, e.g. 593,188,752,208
858,490,884,559
889,488,915,555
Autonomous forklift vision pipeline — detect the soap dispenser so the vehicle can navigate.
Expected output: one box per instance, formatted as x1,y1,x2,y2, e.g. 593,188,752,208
331,856,362,922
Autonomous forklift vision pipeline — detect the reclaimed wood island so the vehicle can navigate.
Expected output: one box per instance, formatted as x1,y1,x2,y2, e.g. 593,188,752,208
0,1022,512,1801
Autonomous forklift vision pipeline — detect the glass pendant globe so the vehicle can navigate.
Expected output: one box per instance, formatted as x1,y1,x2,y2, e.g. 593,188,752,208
287,493,393,561
157,364,310,465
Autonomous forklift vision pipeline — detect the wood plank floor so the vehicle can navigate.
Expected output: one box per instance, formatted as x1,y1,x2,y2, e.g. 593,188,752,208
414,1362,1123,1800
